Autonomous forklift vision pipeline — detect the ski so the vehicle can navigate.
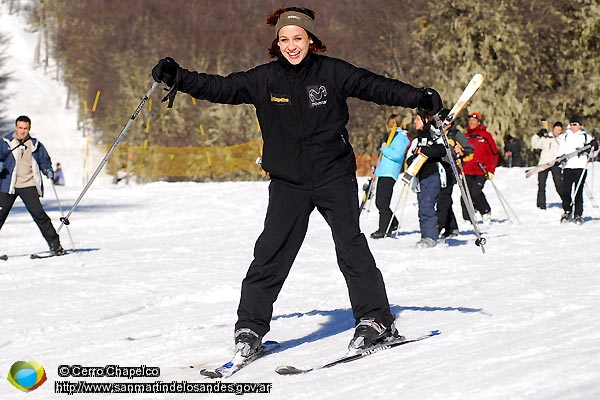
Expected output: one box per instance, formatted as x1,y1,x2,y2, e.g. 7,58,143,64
1,248,99,260
442,74,485,128
275,330,440,375
200,340,280,379
30,251,69,259
525,144,592,178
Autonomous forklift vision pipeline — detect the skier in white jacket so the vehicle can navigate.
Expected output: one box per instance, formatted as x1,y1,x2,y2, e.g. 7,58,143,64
556,115,599,224
531,121,563,209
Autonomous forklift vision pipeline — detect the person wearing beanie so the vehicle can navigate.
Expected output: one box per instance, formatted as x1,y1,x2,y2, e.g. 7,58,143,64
531,120,564,209
556,115,599,224
152,5,444,356
460,112,499,223
405,109,446,248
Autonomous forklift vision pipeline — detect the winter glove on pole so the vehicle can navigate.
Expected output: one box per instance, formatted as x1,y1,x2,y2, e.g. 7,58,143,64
418,88,443,115
45,168,54,179
152,57,180,108
537,129,547,137
477,161,493,180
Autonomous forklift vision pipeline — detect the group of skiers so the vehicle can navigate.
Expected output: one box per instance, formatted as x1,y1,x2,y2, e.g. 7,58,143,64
531,115,599,224
368,110,499,248
368,111,600,247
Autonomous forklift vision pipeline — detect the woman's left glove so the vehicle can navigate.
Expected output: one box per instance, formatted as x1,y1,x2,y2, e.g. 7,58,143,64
152,57,180,87
418,88,443,115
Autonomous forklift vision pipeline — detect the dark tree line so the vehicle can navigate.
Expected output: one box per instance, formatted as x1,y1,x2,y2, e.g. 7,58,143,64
24,0,600,171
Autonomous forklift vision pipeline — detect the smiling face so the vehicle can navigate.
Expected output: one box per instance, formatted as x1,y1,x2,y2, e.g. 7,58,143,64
570,122,581,132
468,117,480,130
278,25,312,65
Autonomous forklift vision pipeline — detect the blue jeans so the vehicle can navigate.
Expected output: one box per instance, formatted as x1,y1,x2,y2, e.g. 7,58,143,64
417,173,441,240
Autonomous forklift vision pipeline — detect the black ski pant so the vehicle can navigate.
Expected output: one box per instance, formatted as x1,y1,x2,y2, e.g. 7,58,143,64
559,168,587,217
374,176,398,233
536,165,562,209
460,175,491,221
0,186,60,247
236,175,394,337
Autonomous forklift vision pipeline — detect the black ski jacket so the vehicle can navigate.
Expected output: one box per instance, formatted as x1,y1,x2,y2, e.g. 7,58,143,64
406,128,446,180
178,53,423,188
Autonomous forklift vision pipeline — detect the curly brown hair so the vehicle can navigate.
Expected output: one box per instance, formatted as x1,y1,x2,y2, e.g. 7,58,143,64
265,6,327,59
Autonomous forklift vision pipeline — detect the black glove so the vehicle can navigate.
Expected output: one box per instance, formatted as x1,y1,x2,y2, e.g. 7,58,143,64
45,168,54,180
418,88,443,115
152,57,180,87
537,129,547,138
590,138,599,151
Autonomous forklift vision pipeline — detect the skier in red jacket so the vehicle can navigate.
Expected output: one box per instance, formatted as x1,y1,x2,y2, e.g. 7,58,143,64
460,112,499,223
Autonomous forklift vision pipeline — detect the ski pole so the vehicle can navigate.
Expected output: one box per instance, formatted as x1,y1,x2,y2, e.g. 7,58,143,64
359,173,375,215
57,82,159,232
489,178,520,223
477,162,520,224
584,183,599,208
385,182,410,236
360,122,398,216
51,181,75,249
570,158,590,212
437,126,486,252
364,177,377,214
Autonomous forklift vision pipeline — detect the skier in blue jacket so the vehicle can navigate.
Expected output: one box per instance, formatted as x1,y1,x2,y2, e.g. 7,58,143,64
0,115,65,256
371,114,410,239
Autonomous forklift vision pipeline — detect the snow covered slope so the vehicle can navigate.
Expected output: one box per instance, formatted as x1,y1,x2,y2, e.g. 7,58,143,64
1,3,600,400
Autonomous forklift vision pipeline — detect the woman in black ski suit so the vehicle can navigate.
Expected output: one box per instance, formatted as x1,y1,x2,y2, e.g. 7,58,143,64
152,6,442,354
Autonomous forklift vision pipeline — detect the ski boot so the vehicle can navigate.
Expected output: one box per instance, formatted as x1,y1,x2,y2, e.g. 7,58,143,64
560,212,571,224
50,242,67,256
348,318,403,353
234,328,263,357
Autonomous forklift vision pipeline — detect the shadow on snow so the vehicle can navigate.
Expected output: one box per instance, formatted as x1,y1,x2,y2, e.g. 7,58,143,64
271,304,485,351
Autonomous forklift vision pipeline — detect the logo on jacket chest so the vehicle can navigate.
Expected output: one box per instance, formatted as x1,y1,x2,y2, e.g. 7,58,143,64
270,93,291,105
307,85,328,108
417,137,434,147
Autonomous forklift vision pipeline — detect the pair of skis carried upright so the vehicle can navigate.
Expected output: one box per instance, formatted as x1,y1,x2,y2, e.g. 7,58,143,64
430,73,487,252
